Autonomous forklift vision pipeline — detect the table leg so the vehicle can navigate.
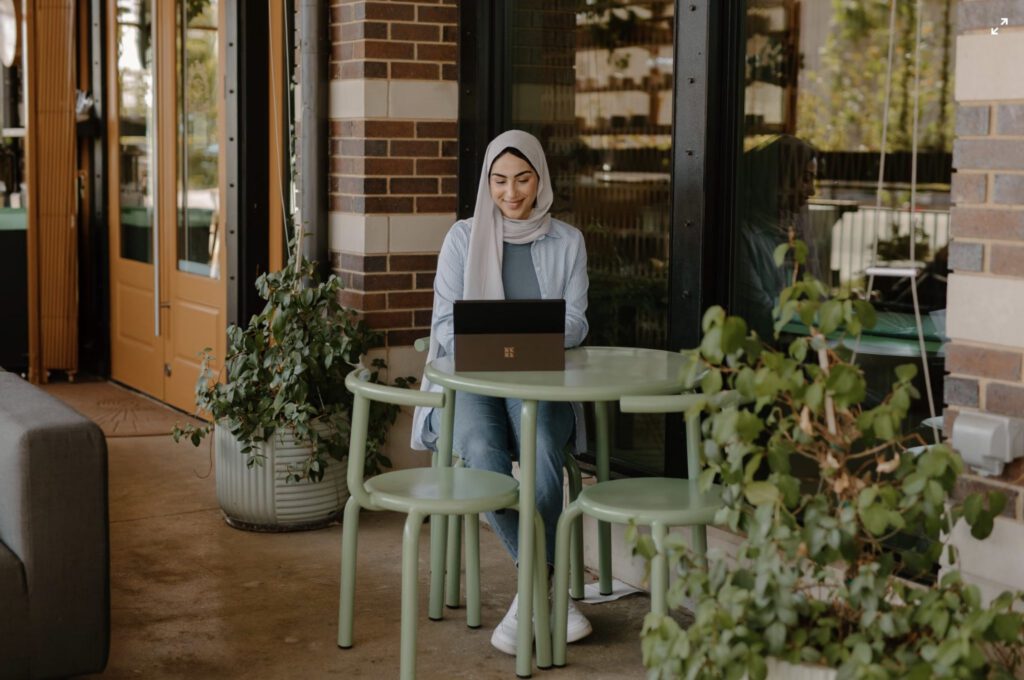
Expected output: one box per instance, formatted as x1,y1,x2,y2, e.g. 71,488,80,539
594,400,613,595
516,398,537,678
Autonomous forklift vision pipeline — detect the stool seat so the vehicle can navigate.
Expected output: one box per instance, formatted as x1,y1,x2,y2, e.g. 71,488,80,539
576,477,722,527
338,368,550,679
553,390,739,669
366,468,520,515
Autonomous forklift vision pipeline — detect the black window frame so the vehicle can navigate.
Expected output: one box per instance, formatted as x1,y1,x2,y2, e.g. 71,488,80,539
457,0,746,478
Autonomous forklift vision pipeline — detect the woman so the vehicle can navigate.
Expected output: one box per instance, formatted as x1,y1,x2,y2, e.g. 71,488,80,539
735,134,820,339
410,130,592,655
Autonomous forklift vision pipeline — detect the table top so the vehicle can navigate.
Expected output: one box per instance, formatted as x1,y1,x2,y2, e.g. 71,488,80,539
425,346,698,402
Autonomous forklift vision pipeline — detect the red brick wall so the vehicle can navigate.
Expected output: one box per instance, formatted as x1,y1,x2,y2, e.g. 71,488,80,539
328,0,458,348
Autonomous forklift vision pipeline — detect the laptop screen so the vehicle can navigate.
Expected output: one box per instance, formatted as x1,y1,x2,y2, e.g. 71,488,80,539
453,299,566,371
453,299,565,335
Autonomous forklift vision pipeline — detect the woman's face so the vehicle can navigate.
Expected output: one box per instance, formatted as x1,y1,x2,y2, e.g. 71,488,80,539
489,152,539,220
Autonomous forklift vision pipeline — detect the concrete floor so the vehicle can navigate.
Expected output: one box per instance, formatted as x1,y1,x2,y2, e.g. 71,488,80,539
81,433,665,679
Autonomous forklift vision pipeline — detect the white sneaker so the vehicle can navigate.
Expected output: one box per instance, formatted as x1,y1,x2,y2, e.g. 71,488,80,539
565,597,593,643
489,593,593,656
489,595,520,655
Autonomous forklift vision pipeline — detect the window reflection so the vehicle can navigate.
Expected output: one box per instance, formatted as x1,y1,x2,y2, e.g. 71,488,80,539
117,0,153,263
176,0,219,278
507,1,674,473
734,0,955,430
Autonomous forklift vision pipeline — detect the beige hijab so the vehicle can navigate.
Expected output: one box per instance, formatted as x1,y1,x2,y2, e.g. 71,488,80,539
463,130,554,299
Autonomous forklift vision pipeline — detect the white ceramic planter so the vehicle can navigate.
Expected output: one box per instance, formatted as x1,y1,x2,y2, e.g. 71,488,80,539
764,658,837,680
215,422,349,531
742,658,836,680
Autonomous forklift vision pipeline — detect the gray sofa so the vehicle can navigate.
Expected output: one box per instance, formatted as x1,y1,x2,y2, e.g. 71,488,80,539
0,372,109,679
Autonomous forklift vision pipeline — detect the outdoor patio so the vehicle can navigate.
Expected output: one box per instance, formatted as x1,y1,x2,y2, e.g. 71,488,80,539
52,381,665,680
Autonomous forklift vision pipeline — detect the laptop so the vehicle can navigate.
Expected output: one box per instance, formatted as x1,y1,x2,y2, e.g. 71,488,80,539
453,299,566,371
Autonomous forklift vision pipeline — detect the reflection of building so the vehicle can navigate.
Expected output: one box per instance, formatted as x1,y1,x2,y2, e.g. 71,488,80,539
744,0,799,134
572,4,673,351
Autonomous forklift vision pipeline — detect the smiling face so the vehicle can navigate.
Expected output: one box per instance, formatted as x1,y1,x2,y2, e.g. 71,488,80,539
489,152,539,220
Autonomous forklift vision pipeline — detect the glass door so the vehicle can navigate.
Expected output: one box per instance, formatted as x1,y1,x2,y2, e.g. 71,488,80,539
504,1,676,474
108,0,225,410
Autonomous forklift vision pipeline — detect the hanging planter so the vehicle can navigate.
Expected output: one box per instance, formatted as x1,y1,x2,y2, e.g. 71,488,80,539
215,422,348,532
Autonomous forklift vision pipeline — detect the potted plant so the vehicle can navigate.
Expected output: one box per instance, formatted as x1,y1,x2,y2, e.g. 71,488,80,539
173,234,409,531
636,239,1024,678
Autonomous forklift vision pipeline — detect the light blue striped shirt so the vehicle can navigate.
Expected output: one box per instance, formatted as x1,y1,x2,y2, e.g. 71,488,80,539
410,217,590,450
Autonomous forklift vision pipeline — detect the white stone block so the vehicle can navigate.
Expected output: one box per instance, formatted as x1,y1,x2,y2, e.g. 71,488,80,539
389,213,455,253
947,273,1024,349
330,79,388,119
329,213,388,255
956,31,1024,102
947,515,1024,600
388,81,459,120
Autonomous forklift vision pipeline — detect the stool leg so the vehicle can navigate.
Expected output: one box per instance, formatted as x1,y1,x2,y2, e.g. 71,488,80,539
428,515,447,621
650,522,668,617
465,513,481,629
445,514,462,608
337,496,361,648
691,524,708,568
594,401,613,595
400,511,425,680
563,453,585,600
430,389,456,620
553,502,583,667
533,512,552,670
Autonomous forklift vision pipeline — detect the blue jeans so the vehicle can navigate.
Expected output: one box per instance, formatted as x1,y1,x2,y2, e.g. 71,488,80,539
427,392,574,566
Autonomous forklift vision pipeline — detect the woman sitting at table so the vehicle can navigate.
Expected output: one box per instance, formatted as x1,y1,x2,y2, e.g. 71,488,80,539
410,129,593,654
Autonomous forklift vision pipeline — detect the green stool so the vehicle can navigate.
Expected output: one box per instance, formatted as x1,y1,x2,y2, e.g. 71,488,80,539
412,337,587,617
552,392,731,667
338,368,553,679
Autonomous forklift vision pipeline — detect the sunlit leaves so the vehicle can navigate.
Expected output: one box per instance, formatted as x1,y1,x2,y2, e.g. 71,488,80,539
745,481,780,506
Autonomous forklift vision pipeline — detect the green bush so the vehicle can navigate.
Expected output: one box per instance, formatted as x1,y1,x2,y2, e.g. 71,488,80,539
638,240,1023,679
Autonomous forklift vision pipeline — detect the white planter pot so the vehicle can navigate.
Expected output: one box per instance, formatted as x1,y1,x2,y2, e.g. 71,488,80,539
215,422,349,531
743,659,836,680
764,658,837,680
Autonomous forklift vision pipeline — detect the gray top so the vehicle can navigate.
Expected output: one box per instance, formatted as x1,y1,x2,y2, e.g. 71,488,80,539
502,242,541,300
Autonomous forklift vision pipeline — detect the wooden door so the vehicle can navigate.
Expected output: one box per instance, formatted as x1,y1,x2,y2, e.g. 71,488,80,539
107,0,225,411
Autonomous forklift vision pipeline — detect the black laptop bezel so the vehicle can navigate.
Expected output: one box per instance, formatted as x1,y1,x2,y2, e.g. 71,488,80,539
453,299,566,335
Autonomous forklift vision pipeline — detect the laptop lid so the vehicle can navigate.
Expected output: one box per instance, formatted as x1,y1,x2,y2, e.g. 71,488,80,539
453,299,565,371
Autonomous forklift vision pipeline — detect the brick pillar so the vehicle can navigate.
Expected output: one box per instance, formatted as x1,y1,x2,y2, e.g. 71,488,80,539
328,0,458,348
945,1,1024,599
328,0,458,467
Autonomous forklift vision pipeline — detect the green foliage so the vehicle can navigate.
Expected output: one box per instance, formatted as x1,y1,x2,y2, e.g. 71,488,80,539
172,244,412,483
797,0,955,153
637,240,1024,678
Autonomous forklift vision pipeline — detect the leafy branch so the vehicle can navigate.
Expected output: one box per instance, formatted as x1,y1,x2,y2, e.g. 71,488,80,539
172,234,412,482
637,239,1022,678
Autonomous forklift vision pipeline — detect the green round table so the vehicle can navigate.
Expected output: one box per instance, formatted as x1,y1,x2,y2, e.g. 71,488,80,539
426,346,697,677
